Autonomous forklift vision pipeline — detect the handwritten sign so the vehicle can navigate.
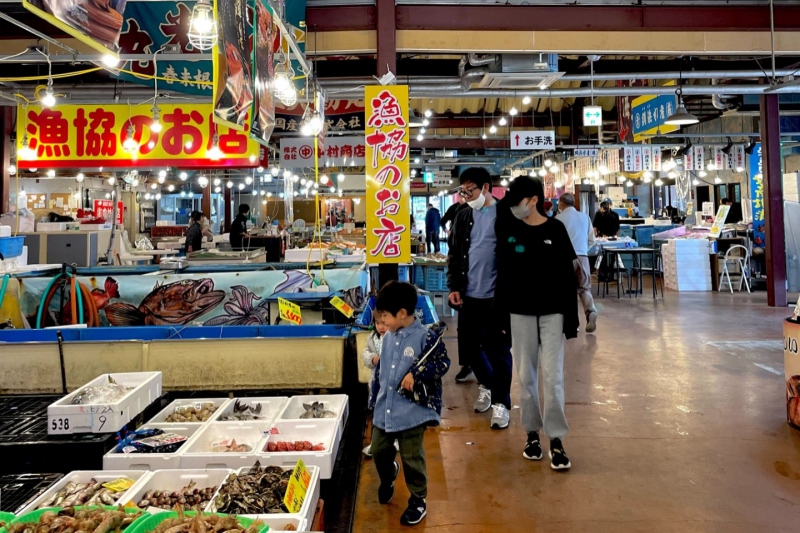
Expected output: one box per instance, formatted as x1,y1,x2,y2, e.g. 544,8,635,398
278,297,302,325
709,205,730,238
283,459,312,513
330,296,354,318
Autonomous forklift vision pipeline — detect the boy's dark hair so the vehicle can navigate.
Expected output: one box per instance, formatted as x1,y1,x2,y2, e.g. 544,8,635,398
505,176,547,217
459,167,492,192
190,210,205,223
375,280,417,316
239,204,250,215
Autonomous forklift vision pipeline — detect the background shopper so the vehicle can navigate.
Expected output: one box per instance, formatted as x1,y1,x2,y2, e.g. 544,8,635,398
184,211,206,254
556,193,598,333
496,176,579,470
446,167,513,430
230,204,250,251
425,203,442,253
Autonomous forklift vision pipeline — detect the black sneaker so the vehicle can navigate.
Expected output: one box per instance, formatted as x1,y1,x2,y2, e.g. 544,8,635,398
378,462,399,503
522,431,542,460
549,438,571,471
454,366,473,383
400,497,427,526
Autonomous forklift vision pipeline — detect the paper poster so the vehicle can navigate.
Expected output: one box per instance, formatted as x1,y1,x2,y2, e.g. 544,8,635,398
251,0,278,145
23,0,125,55
710,205,731,237
213,0,254,131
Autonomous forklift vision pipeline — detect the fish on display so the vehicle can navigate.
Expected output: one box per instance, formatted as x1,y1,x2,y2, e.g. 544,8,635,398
272,271,315,294
10,507,140,533
214,461,291,514
340,286,365,311
36,478,133,509
149,506,262,533
71,376,131,405
217,399,265,421
61,277,120,324
104,278,225,326
136,481,217,510
299,401,336,419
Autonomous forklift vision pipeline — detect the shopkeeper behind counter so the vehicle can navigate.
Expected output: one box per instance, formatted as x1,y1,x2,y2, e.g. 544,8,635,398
230,204,250,250
185,211,208,254
593,198,620,237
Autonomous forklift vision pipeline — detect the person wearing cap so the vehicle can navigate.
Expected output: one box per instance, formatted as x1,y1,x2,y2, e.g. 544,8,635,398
593,198,620,238
556,193,598,333
495,176,579,470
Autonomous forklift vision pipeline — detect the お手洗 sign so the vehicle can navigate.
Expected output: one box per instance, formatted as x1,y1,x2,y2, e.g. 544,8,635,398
365,86,411,264
17,103,260,169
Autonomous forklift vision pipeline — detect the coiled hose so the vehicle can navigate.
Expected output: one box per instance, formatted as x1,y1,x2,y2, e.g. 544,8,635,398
35,270,99,328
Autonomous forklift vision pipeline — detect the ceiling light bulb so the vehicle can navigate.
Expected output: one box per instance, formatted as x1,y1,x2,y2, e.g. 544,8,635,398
482,133,487,140
337,173,345,182
8,164,16,175
714,177,723,184
123,125,138,153
300,122,312,136
180,190,186,197
101,54,120,68
206,135,223,160
668,171,677,179
489,125,497,134
238,183,245,191
257,166,264,173
643,171,653,179
250,155,257,163
509,107,518,116
422,119,429,127
626,180,633,187
300,178,307,186
644,176,652,183
699,170,707,177
320,174,329,184
424,109,432,118
47,169,55,178
179,172,188,181
19,135,36,160
522,96,531,105
155,193,162,200
417,134,424,141
197,176,209,188
214,186,220,193
419,128,426,134
292,174,300,183
108,176,116,185
707,161,716,171
598,179,606,186
736,166,744,172
554,180,563,188
538,169,547,177
212,178,220,186
414,158,420,164
500,178,508,187
226,180,233,188
267,192,273,198
150,183,157,189
544,159,553,167
329,186,335,193
410,169,417,177
692,178,700,186
188,0,218,50
550,166,559,174
271,167,280,177
41,87,56,108
188,191,194,198
655,178,664,186
74,191,81,199
245,176,253,185
144,193,151,200
167,184,175,192
132,178,139,187
498,117,507,126
313,182,319,189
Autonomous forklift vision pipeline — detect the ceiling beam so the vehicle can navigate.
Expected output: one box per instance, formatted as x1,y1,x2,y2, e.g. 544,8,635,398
412,138,510,150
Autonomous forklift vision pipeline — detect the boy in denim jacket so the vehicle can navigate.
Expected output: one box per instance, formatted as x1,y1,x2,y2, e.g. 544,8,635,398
371,281,450,526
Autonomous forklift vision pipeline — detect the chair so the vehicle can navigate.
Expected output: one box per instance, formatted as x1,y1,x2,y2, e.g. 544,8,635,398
631,251,664,298
117,230,154,265
718,244,751,293
597,249,632,298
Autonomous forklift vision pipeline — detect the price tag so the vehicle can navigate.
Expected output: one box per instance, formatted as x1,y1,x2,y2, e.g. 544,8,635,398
48,416,73,435
330,296,354,318
103,478,136,493
283,459,311,514
278,297,302,325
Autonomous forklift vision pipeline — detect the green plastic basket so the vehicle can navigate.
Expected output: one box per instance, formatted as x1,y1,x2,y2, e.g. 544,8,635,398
125,511,268,533
0,513,15,527
3,505,146,533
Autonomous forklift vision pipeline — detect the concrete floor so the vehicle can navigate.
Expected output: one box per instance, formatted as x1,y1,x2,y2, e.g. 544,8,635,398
352,290,800,533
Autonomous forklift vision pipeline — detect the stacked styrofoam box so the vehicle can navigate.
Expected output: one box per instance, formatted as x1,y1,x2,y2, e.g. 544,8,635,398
103,425,201,470
784,172,800,204
662,239,713,292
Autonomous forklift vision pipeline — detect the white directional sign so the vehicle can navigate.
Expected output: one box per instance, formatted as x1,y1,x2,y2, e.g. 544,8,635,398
583,106,602,127
510,130,556,150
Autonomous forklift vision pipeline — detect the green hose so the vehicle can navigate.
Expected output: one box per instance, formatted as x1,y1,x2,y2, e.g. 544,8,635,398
0,274,9,311
36,273,62,329
36,272,86,328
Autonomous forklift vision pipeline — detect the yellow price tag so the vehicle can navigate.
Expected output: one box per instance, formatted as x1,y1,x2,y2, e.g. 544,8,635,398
278,297,302,325
103,477,136,492
330,296,354,318
283,459,312,513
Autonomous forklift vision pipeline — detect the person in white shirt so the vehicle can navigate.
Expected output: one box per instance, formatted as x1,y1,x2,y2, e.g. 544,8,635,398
555,193,598,333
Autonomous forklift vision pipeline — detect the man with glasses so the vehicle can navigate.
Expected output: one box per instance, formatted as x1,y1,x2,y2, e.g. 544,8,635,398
446,168,513,430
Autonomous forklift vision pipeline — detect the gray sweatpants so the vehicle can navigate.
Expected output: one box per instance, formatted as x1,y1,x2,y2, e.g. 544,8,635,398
510,313,569,439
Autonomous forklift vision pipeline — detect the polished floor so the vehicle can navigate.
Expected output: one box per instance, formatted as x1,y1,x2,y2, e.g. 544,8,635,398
352,290,800,533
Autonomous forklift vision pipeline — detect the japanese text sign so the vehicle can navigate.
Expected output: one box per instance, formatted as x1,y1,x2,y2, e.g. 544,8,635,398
710,205,730,238
632,90,678,141
280,136,366,168
749,142,765,248
278,297,302,325
365,85,411,264
283,459,311,513
330,295,354,318
16,104,260,169
510,130,555,150
93,200,123,225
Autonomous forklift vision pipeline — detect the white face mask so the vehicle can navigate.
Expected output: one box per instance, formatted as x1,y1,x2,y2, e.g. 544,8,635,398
467,192,486,210
511,200,532,220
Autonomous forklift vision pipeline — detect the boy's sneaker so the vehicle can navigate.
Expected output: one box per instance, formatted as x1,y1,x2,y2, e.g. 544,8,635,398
378,462,399,503
549,438,571,470
586,310,598,333
490,404,509,429
523,432,542,460
400,497,427,526
455,366,473,383
474,385,492,413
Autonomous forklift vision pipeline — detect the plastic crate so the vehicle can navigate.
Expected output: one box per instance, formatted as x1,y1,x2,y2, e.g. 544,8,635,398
0,473,63,514
0,236,24,259
423,266,448,291
12,506,146,530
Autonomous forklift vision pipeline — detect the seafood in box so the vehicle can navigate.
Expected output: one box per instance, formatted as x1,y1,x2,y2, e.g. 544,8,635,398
216,400,266,421
165,403,219,423
8,507,142,533
208,439,253,453
119,428,188,454
138,509,262,533
36,478,136,508
71,376,131,405
214,462,290,515
265,441,324,452
135,481,217,511
299,402,336,419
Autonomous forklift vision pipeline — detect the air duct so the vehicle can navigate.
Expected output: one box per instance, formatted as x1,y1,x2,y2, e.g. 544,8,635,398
711,79,736,110
468,54,498,67
459,55,489,91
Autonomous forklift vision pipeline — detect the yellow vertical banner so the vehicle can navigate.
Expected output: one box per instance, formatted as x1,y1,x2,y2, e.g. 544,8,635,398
365,85,411,264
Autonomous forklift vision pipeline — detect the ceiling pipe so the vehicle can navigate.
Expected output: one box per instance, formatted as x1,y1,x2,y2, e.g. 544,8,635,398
711,79,736,110
468,54,498,67
458,55,488,91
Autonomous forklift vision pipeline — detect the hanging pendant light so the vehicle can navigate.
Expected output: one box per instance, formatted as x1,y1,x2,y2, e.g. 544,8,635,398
188,0,218,51
665,60,699,126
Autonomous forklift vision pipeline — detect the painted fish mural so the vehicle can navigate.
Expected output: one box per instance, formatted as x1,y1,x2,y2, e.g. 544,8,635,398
203,285,270,326
61,277,120,324
105,278,225,326
273,271,315,294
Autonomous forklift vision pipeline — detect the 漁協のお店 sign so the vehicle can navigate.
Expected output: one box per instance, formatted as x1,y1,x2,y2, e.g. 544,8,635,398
16,103,259,169
510,130,555,150
365,86,411,264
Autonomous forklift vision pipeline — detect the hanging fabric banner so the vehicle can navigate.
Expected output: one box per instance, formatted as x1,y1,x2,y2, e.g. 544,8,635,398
22,0,124,56
632,146,642,172
694,145,704,170
735,145,746,171
623,147,633,172
251,0,278,145
715,147,726,170
652,148,662,171
642,146,652,171
684,150,693,172
213,0,254,131
365,85,411,264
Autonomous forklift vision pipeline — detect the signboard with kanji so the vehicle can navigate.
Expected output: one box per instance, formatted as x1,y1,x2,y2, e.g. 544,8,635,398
632,83,679,142
16,104,260,169
280,136,365,168
510,130,555,150
94,200,124,225
749,142,765,248
365,85,411,264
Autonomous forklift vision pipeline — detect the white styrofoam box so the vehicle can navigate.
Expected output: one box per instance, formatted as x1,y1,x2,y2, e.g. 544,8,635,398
103,425,200,471
247,517,307,532
207,464,321,528
211,397,287,430
180,423,263,470
17,470,152,514
258,420,340,479
668,265,711,277
284,248,327,263
148,398,232,426
116,468,232,511
279,395,349,427
668,238,711,251
0,225,10,237
664,256,710,267
47,372,163,435
79,224,112,231
329,252,366,264
36,222,68,232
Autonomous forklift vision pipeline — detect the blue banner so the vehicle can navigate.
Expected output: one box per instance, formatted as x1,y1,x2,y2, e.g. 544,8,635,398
632,93,678,141
114,1,212,96
749,142,765,248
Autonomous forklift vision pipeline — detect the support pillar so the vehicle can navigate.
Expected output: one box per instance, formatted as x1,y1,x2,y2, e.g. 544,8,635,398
202,184,211,222
759,93,788,307
224,185,232,233
0,108,12,214
376,0,396,77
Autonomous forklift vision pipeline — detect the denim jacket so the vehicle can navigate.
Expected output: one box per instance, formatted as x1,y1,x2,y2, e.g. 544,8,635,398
371,320,450,432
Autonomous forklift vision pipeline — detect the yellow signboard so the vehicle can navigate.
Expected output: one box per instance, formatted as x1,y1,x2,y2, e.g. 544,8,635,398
365,85,411,264
278,297,302,325
283,459,312,514
16,103,260,169
330,296,354,318
631,81,679,142
710,205,731,238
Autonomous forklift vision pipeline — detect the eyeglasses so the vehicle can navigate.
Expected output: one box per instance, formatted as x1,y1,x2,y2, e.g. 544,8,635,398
458,186,479,198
